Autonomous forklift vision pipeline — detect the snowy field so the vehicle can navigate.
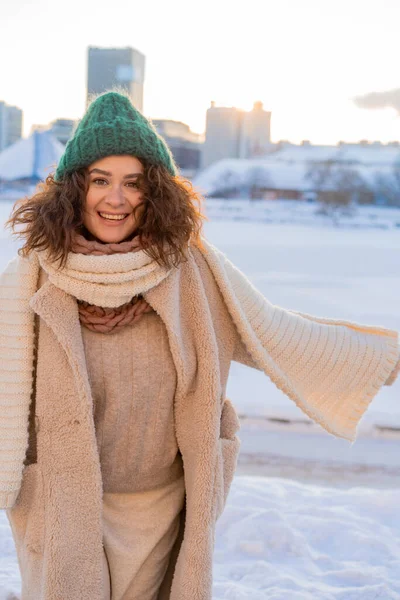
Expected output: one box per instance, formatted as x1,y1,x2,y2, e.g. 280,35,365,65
213,477,400,600
0,197,399,598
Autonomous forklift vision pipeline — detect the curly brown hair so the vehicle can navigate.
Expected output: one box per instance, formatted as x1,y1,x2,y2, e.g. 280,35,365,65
5,159,207,270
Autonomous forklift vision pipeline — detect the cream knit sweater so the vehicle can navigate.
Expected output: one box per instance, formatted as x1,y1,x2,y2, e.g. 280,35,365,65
0,238,399,508
81,310,183,493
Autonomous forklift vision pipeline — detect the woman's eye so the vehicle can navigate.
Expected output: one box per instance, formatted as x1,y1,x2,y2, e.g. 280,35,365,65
91,179,138,188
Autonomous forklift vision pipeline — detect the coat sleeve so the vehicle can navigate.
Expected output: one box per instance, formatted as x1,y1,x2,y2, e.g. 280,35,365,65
198,237,400,443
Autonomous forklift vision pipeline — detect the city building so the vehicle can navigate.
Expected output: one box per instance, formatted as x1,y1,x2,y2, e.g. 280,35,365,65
0,101,23,152
87,46,145,112
201,103,244,170
201,101,272,170
48,118,78,145
152,119,203,173
239,101,271,158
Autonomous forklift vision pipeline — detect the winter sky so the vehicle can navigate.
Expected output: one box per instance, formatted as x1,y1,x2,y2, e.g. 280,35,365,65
2,0,400,145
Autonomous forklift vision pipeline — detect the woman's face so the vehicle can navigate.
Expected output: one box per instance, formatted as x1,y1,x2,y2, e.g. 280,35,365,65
83,155,144,243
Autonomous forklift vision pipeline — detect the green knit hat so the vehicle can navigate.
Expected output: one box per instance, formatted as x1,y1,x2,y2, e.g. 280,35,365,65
54,91,178,181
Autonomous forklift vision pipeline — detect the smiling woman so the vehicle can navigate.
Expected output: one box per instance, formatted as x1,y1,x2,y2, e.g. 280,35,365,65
84,156,146,244
1,90,399,600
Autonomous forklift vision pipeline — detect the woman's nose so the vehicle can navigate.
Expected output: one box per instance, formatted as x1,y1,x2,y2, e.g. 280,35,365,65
104,185,125,206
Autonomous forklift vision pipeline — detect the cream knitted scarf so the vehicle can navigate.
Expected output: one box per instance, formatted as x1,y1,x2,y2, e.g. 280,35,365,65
68,233,154,333
36,239,171,308
0,236,399,509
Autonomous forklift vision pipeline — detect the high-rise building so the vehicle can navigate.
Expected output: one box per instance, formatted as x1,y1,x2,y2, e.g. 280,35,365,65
201,101,272,169
0,103,7,151
201,103,244,169
87,46,145,112
0,101,23,152
239,101,271,158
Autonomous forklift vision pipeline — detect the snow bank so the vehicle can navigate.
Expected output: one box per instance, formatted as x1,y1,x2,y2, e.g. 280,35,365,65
213,477,400,599
0,131,64,182
193,142,400,199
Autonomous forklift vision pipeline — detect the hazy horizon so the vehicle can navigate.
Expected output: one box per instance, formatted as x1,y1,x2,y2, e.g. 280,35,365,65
2,0,400,145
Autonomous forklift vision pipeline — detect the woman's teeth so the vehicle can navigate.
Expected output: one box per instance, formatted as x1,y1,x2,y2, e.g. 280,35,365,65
99,212,128,221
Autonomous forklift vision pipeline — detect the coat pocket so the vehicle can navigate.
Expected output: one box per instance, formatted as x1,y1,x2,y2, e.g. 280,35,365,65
215,397,241,521
6,463,45,555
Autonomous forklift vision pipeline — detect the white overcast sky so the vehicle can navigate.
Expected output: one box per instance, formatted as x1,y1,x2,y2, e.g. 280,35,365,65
2,0,400,144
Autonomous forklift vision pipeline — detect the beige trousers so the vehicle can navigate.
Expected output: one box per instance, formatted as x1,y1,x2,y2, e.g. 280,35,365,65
101,475,185,600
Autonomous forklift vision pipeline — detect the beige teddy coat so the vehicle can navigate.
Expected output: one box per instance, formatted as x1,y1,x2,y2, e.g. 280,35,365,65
4,239,400,600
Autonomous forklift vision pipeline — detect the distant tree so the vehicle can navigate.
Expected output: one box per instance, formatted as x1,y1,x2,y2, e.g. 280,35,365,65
305,161,373,222
374,160,400,207
245,166,272,200
213,169,242,198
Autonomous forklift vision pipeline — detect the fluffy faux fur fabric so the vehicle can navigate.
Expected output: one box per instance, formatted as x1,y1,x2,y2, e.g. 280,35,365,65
1,236,400,599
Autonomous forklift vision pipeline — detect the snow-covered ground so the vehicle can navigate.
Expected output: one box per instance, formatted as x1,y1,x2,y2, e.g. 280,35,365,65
202,197,400,230
0,197,399,599
213,477,400,600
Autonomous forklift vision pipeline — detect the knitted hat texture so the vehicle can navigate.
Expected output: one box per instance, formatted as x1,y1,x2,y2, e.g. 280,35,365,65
54,91,178,180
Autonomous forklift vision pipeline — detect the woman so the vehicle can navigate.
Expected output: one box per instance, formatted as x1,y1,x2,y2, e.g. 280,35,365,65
1,90,399,600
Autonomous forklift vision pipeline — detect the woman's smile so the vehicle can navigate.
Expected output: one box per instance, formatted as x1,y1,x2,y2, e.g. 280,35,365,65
97,211,131,224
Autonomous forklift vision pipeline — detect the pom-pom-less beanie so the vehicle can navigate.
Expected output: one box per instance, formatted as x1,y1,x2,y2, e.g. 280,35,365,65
54,91,178,181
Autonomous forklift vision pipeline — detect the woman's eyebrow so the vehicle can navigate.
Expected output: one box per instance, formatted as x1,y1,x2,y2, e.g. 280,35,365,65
88,168,142,179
